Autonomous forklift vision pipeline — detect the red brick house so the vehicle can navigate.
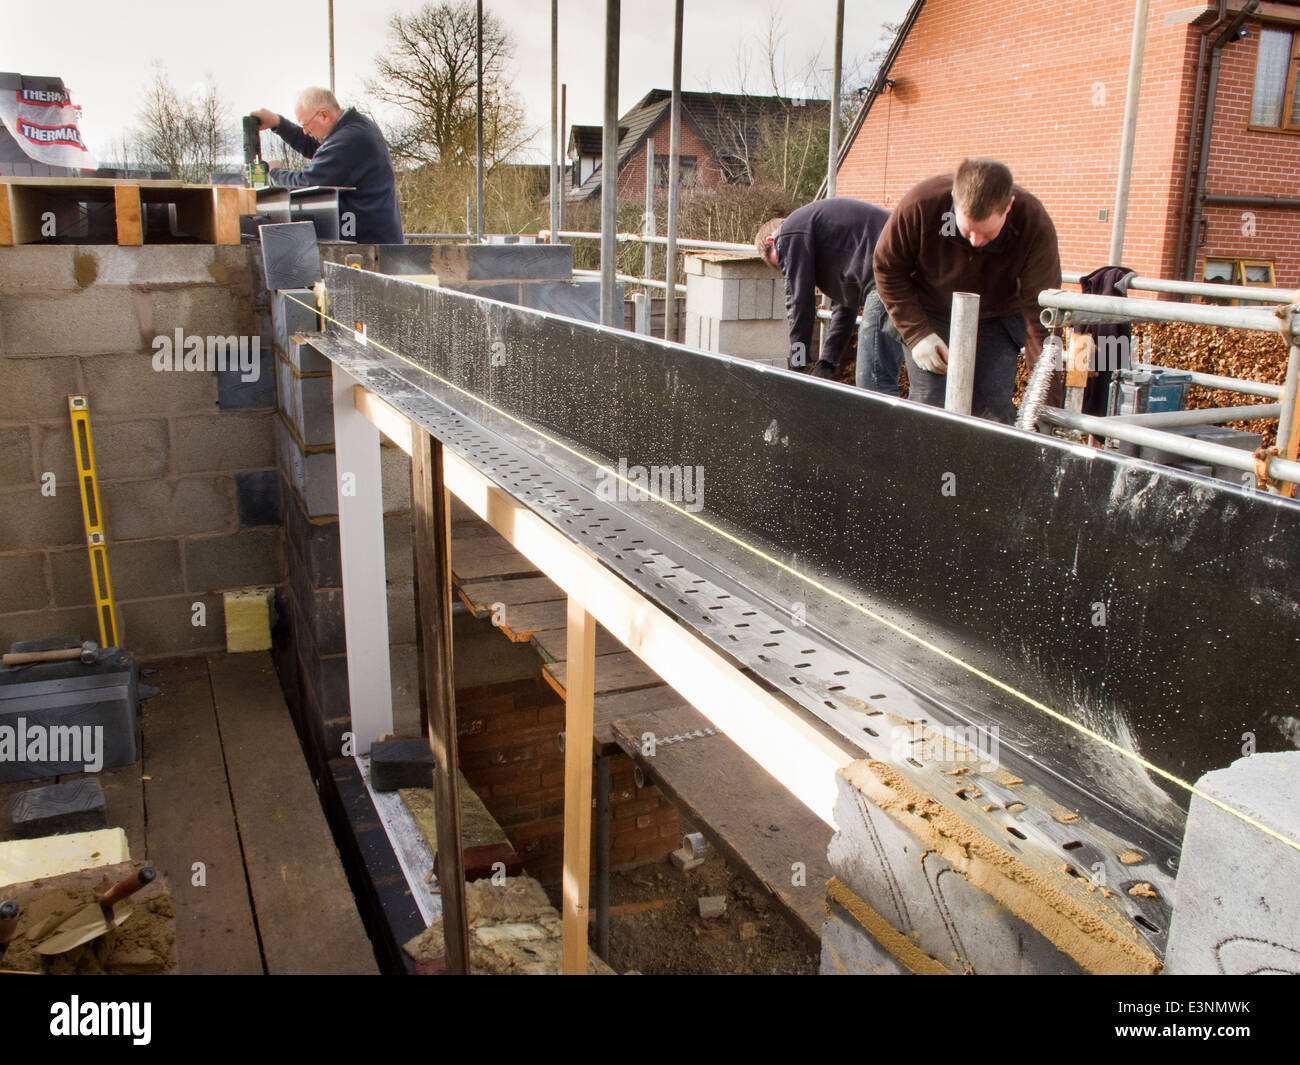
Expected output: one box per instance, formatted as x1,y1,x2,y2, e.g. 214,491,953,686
835,0,1300,286
567,89,829,202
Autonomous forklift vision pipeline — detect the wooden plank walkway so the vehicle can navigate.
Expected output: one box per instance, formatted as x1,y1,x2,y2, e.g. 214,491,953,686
0,652,378,974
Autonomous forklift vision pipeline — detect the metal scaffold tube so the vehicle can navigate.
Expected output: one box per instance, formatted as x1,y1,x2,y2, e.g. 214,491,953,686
664,0,683,343
600,0,621,327
1040,289,1292,332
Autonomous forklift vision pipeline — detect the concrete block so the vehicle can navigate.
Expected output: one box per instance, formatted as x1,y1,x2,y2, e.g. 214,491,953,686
151,286,256,344
0,606,100,657
700,254,770,281
389,643,420,737
423,244,572,284
10,778,107,839
697,895,726,919
118,593,224,656
371,738,436,791
714,319,788,361
216,342,275,410
37,418,169,485
820,898,912,975
78,245,255,289
682,255,705,277
172,412,275,474
291,372,335,446
737,278,758,320
684,311,701,349
236,469,281,527
184,529,282,592
0,290,145,355
0,553,48,613
685,274,724,321
50,539,183,605
276,353,297,423
0,356,83,422
0,246,77,290
271,290,320,355
1166,752,1300,975
82,351,218,416
283,482,342,586
386,579,415,645
773,280,787,319
519,280,606,323
827,764,1086,974
0,426,34,488
381,443,411,514
669,846,703,871
286,335,332,375
100,477,235,540
0,489,85,550
383,513,413,582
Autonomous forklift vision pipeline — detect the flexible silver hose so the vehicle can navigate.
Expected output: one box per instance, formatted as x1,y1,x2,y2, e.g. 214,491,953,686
1016,334,1063,432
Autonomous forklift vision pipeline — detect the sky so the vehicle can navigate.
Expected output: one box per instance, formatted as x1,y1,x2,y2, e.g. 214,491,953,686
1,0,911,165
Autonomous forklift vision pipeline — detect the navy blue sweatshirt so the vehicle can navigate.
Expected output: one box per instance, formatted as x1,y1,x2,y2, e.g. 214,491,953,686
269,107,405,245
774,197,889,370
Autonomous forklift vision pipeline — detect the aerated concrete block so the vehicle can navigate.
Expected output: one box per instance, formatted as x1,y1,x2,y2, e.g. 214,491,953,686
290,372,335,446
371,738,436,791
286,335,331,375
271,290,321,355
1166,752,1300,975
820,899,910,975
10,779,107,838
824,764,1085,975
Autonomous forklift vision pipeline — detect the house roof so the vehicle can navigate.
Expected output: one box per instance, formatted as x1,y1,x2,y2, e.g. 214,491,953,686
568,88,829,201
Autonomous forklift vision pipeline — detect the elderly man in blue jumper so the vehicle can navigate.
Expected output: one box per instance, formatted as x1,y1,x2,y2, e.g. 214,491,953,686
252,87,404,245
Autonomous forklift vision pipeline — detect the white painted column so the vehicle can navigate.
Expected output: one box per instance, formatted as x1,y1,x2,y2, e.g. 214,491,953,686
331,363,394,754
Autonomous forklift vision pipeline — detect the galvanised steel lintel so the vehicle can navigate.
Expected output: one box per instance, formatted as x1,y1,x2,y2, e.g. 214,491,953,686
314,263,1300,953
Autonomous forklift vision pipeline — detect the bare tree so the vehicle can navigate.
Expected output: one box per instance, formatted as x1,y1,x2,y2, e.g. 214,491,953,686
132,65,233,182
367,1,532,169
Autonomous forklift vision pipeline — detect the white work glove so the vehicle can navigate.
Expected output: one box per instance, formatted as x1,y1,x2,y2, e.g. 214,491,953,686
911,332,949,374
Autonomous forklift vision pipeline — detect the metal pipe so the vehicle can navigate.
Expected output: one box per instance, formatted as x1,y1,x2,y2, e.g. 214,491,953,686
1109,0,1150,264
1203,193,1300,209
1037,408,1300,485
466,196,472,243
559,84,567,235
600,0,621,327
404,233,476,241
1131,364,1283,399
1183,1,1260,281
1111,402,1280,427
945,292,979,415
1060,269,1296,303
550,0,558,246
643,134,655,289
827,0,844,197
1278,341,1300,463
664,0,683,343
328,0,336,95
541,228,753,254
1174,30,1209,280
1039,289,1291,332
595,755,611,960
476,0,485,242
572,268,685,294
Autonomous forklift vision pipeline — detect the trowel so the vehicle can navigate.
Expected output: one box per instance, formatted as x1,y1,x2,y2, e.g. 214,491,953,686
36,868,155,955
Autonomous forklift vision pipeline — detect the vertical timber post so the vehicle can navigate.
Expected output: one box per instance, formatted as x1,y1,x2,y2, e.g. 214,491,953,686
561,597,596,973
410,431,471,974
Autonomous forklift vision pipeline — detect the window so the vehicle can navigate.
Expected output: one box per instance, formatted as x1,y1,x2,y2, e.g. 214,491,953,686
653,154,696,188
1249,26,1300,129
1202,257,1276,303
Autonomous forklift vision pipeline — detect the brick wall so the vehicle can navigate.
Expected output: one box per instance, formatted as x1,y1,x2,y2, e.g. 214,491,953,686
0,245,283,656
457,675,679,885
615,114,726,199
836,0,1300,285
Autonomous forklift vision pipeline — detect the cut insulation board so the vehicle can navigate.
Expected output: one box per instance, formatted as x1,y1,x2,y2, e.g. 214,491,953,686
0,827,130,888
224,588,273,653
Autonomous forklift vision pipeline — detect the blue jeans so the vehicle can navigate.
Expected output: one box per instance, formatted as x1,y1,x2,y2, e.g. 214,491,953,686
855,289,906,396
900,313,1025,424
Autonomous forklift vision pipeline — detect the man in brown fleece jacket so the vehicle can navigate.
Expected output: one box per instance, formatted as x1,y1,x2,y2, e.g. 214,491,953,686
873,158,1061,422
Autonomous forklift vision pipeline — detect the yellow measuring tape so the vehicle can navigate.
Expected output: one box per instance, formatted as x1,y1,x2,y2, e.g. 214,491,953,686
287,289,1300,855
67,395,118,647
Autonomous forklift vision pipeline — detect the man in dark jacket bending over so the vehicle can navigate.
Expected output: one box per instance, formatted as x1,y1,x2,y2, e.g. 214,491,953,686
252,87,404,245
756,197,904,386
